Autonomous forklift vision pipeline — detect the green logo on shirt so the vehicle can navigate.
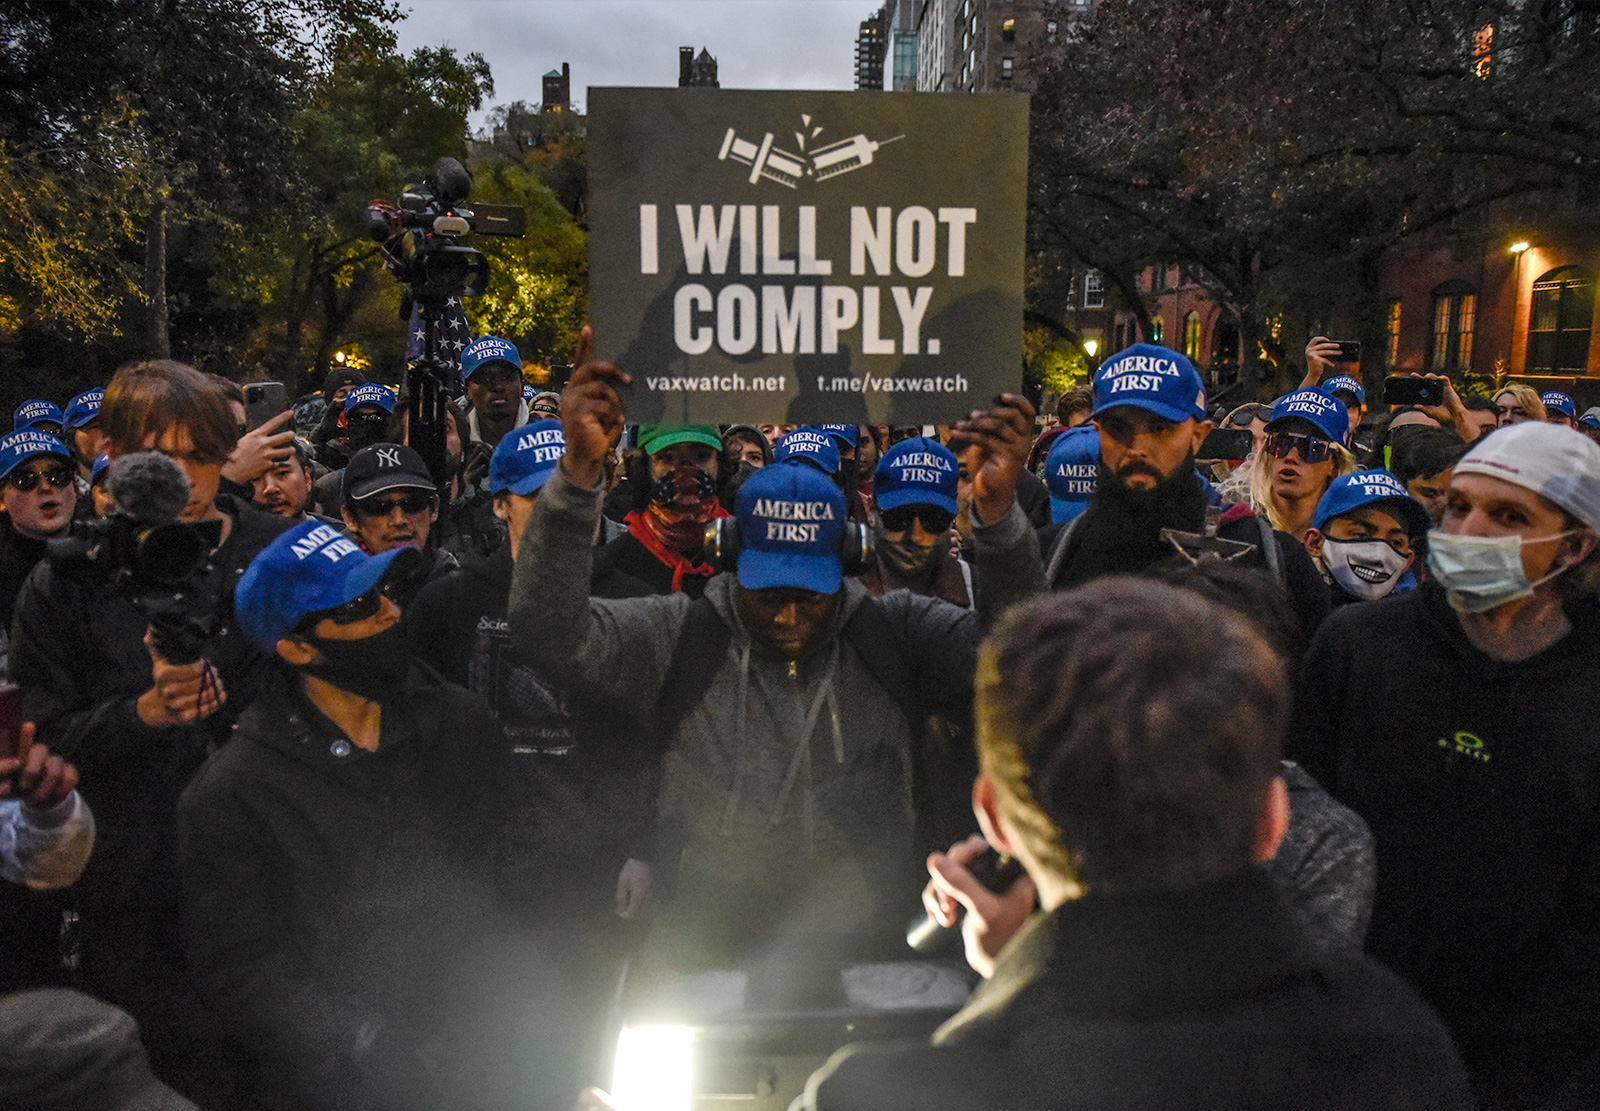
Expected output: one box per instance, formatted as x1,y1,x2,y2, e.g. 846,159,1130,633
1438,731,1491,763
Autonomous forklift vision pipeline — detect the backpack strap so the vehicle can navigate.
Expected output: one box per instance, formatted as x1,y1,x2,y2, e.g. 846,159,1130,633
1043,514,1085,589
1255,514,1285,585
651,595,731,745
839,595,924,725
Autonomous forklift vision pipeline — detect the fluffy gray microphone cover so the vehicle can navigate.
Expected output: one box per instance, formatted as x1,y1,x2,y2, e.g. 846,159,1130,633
107,451,191,524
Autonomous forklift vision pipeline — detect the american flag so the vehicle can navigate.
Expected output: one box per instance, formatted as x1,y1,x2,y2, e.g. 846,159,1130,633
406,298,473,398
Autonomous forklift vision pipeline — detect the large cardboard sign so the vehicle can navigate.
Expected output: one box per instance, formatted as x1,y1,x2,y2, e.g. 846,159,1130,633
588,88,1028,425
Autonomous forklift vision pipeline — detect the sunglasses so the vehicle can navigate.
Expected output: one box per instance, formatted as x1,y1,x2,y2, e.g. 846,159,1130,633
879,505,956,534
7,466,74,492
1224,405,1272,428
1265,431,1333,464
350,491,433,517
294,585,386,635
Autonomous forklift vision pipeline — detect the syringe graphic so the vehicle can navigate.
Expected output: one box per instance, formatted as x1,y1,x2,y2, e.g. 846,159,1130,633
718,128,807,188
810,133,904,180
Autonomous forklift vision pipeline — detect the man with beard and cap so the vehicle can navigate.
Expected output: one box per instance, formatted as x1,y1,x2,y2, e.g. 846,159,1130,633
860,436,971,607
592,424,731,598
1302,470,1430,608
459,336,530,449
1040,344,1331,639
181,521,579,1111
508,328,1045,972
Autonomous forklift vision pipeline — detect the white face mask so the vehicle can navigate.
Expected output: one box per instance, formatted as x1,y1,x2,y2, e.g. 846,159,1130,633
1322,537,1410,601
1426,528,1584,613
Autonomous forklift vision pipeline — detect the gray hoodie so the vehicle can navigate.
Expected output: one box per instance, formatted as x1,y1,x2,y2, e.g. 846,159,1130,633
509,463,1045,964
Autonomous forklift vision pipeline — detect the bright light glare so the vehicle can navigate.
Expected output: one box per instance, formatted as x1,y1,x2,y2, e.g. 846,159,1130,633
1084,339,1099,357
610,1025,693,1111
1510,241,1530,253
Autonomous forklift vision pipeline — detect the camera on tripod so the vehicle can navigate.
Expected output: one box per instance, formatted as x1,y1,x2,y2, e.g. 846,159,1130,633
366,156,525,303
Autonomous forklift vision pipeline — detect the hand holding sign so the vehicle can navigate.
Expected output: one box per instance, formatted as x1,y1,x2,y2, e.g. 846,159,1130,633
559,326,631,489
953,392,1036,524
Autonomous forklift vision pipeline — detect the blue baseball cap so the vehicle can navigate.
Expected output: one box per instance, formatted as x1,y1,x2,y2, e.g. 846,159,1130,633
522,383,537,401
1541,391,1577,419
1579,406,1600,430
236,520,413,653
461,336,522,381
817,424,860,449
774,429,841,476
63,389,104,429
343,383,396,414
90,453,111,486
1322,376,1365,406
13,400,64,433
734,462,847,594
1267,389,1350,447
1091,344,1207,423
875,436,958,515
1043,425,1100,524
1313,469,1430,536
488,419,564,496
0,429,71,478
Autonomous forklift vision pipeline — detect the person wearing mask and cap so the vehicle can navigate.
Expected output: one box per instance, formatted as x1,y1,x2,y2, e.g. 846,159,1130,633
61,388,108,486
594,424,730,597
1541,390,1577,429
180,521,576,1111
12,401,64,442
459,336,530,449
1040,345,1331,639
307,367,367,452
1250,389,1358,545
1302,470,1430,608
509,328,1045,971
1041,423,1098,526
860,436,971,607
1291,421,1600,1110
312,381,396,474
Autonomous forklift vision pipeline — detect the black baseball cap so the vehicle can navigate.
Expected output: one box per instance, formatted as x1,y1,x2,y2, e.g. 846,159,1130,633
341,443,436,504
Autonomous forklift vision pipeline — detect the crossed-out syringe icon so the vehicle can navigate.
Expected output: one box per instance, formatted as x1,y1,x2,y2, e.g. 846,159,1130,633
718,127,903,187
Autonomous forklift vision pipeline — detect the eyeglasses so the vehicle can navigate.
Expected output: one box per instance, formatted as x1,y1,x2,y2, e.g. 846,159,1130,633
1264,431,1333,464
294,585,385,634
879,505,956,534
350,491,433,517
7,466,74,492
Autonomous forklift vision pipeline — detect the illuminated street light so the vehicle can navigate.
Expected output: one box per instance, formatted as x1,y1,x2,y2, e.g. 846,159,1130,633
1084,339,1099,357
1510,241,1530,254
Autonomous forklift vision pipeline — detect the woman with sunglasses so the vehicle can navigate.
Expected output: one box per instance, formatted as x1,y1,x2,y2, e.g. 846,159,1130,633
859,436,972,607
1250,389,1358,545
0,429,78,638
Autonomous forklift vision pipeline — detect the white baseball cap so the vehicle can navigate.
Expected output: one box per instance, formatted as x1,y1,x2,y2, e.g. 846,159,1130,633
1454,421,1600,531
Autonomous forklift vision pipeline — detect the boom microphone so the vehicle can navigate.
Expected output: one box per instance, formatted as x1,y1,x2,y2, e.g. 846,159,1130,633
427,156,473,207
107,451,191,525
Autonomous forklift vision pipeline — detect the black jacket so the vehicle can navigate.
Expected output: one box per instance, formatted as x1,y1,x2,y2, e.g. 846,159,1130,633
404,545,658,899
800,870,1473,1111
9,495,293,913
178,662,577,1111
1291,581,1600,1108
0,518,48,636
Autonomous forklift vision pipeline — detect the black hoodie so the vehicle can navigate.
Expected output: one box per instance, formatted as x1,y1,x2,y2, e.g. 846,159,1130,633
1290,580,1600,1106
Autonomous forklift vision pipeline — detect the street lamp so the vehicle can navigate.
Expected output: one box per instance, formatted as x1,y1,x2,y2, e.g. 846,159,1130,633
1509,241,1530,378
1084,339,1099,358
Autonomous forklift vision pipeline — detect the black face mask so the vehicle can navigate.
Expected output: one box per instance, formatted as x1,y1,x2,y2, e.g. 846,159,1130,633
302,622,411,702
344,413,388,451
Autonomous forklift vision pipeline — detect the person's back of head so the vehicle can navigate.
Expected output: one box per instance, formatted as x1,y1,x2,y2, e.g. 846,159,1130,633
977,577,1288,893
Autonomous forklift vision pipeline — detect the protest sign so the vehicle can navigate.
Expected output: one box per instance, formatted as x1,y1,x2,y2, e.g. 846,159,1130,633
588,88,1028,425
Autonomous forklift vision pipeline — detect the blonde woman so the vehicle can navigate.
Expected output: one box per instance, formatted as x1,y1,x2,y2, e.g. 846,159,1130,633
1494,383,1548,426
1250,389,1358,544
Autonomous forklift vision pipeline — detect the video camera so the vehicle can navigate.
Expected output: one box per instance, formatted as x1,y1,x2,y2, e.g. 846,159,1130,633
366,156,525,484
47,452,224,665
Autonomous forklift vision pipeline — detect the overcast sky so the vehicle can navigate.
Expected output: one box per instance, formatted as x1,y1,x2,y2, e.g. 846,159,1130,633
394,0,870,128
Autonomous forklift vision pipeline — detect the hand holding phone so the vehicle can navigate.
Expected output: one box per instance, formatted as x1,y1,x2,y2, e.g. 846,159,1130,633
1384,376,1446,407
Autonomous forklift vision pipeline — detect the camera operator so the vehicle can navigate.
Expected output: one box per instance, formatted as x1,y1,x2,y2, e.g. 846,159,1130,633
8,359,294,1103
797,580,1471,1110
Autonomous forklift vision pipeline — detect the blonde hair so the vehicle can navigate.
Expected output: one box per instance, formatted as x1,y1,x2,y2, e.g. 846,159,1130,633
1494,384,1548,424
1247,431,1356,531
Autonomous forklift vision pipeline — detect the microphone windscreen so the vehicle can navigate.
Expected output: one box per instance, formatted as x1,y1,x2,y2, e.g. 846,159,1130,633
428,157,472,206
107,451,191,524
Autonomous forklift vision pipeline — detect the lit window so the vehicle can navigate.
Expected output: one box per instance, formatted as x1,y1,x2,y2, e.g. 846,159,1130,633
1002,18,1015,42
1527,267,1595,374
1046,19,1058,40
1183,312,1202,361
1386,300,1401,365
1473,23,1493,79
1084,272,1104,309
1429,282,1476,371
1150,316,1165,344
1001,57,1013,80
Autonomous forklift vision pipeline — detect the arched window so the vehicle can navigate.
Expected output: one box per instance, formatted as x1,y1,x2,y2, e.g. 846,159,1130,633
1429,280,1476,371
1149,315,1165,344
1183,311,1202,362
1527,266,1594,374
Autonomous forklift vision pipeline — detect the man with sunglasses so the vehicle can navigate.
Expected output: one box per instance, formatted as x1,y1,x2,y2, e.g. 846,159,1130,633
1041,345,1331,639
182,520,576,1111
860,436,971,607
509,327,1045,970
339,442,456,591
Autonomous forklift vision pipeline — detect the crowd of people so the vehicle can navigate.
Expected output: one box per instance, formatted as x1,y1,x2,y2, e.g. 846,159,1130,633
0,326,1597,1111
